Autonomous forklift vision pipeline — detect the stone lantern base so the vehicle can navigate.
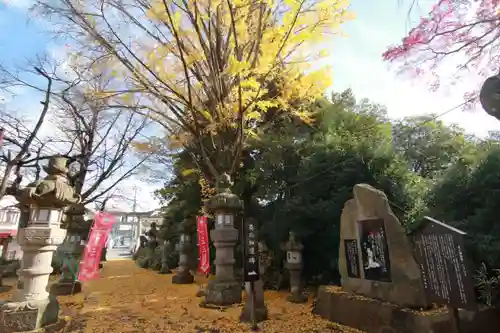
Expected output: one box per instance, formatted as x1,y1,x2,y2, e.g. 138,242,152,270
0,295,59,333
287,292,308,303
172,271,194,284
50,279,82,296
204,280,242,306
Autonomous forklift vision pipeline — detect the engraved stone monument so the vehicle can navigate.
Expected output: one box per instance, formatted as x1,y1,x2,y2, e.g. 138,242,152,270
338,184,426,308
314,184,452,333
0,156,81,333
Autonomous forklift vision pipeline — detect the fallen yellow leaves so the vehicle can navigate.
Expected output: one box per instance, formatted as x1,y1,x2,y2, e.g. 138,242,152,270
0,261,365,333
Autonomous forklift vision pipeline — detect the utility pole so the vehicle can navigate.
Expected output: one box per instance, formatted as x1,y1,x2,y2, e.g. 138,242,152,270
132,185,137,213
132,186,139,244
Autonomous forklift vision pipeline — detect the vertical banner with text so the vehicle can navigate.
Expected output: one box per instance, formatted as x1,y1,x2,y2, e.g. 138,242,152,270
197,216,210,275
78,212,116,282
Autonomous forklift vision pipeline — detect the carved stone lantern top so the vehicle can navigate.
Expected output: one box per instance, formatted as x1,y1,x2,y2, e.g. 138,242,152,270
206,173,242,214
18,156,81,209
283,231,304,252
178,216,196,234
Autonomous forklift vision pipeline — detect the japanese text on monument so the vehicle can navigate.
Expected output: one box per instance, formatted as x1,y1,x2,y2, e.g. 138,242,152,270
344,239,361,278
412,217,476,311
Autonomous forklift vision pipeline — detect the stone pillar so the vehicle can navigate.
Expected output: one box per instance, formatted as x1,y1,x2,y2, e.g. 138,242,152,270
158,240,172,274
0,156,81,333
283,232,307,303
204,173,242,306
15,206,30,291
172,218,195,284
51,204,87,296
240,241,269,323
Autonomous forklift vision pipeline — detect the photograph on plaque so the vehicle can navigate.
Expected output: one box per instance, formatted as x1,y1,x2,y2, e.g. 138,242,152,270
358,218,392,282
344,239,361,278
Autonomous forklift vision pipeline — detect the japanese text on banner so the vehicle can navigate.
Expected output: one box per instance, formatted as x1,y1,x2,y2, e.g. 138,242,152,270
78,212,116,282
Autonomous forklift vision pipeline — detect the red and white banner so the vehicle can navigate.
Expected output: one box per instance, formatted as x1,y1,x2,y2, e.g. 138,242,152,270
197,216,210,275
78,211,116,282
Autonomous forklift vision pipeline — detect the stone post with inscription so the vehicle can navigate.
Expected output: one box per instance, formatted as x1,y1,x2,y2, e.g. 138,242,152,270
204,173,242,306
283,232,307,303
0,156,81,333
240,239,269,323
172,218,195,284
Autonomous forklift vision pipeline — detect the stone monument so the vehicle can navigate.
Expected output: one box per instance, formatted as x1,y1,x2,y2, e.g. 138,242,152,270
314,184,453,333
172,218,195,284
338,184,426,308
0,156,81,333
204,173,242,306
283,232,307,303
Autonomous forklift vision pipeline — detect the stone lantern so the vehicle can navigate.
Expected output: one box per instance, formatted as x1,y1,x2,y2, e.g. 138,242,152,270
172,218,195,284
51,203,88,295
0,156,81,332
159,239,173,274
204,173,242,306
283,231,307,303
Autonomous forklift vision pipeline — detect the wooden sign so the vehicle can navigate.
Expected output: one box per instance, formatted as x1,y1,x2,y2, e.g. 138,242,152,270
344,239,361,278
412,216,477,311
358,218,392,282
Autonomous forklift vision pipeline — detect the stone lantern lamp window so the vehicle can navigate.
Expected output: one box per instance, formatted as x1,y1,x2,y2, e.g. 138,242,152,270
216,213,233,227
286,250,302,264
29,206,63,227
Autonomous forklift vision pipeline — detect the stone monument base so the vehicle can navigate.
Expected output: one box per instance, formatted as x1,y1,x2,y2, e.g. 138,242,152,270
204,280,242,306
158,265,172,274
50,280,82,296
0,295,59,333
287,291,308,303
313,286,451,333
172,272,194,284
240,280,268,323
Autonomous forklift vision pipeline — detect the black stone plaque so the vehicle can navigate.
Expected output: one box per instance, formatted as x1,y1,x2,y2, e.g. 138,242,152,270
412,216,477,311
243,218,260,282
344,239,361,278
358,218,392,282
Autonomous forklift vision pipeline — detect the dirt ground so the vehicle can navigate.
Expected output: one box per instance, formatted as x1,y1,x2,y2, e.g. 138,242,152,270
0,260,364,333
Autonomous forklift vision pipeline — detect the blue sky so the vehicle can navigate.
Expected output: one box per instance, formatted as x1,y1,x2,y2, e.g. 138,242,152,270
1,0,500,209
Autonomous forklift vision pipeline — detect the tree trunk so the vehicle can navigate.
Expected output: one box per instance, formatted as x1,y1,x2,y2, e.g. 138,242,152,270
0,163,14,200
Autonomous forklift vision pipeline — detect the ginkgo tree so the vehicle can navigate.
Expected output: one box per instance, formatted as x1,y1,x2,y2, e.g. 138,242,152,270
33,0,351,184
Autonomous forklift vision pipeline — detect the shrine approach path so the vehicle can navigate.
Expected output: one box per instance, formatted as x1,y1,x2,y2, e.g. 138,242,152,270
0,260,364,333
